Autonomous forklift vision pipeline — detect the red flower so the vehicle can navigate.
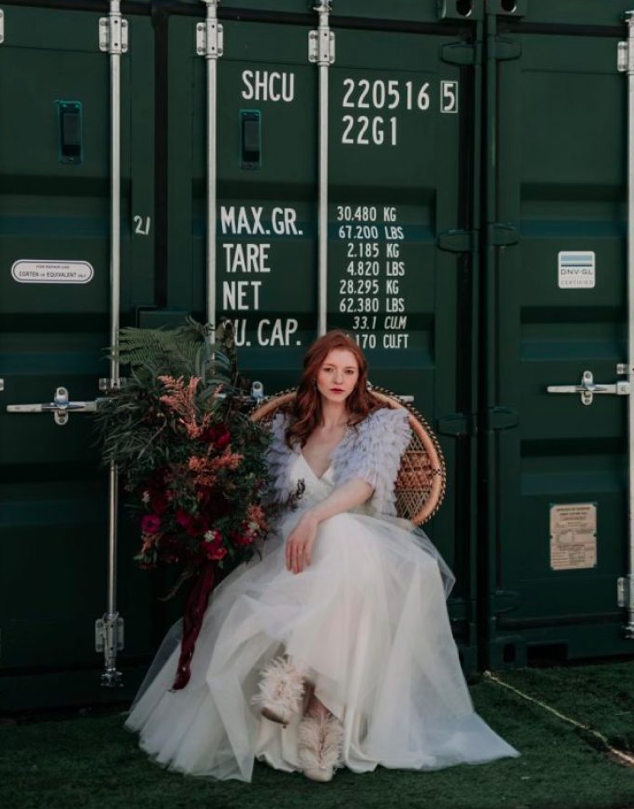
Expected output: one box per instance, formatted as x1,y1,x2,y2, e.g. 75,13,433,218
141,514,161,534
175,509,192,528
202,423,231,450
151,493,169,515
185,514,209,537
230,530,254,547
202,529,227,561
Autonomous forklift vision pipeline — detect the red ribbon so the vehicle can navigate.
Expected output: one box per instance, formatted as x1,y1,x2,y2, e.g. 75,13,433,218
169,561,216,691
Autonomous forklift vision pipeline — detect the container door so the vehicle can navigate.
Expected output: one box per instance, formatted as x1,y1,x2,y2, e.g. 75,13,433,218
485,0,633,667
0,2,155,710
166,0,482,668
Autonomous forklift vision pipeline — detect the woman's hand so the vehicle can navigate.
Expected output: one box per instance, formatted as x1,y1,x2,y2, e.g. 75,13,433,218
285,511,319,574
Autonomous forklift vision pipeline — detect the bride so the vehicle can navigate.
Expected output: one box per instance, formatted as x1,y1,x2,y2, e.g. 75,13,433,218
124,329,520,782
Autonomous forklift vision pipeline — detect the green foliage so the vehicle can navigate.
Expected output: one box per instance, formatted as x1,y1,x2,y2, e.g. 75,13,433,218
92,316,300,599
94,318,242,474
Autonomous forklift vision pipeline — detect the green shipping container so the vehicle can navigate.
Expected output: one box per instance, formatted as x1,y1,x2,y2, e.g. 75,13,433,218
1,0,634,712
483,0,634,667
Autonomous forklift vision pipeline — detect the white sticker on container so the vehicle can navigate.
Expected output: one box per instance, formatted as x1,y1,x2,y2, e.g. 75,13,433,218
11,260,94,284
550,503,597,570
558,251,595,288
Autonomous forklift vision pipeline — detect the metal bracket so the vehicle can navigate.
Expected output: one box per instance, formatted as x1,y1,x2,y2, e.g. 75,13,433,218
438,229,477,253
196,20,224,58
251,380,265,402
547,369,631,406
96,612,124,687
99,16,128,54
617,576,634,638
488,222,519,246
495,36,521,61
618,11,634,73
437,412,478,437
99,377,127,392
6,386,99,425
309,28,335,64
0,10,5,45
95,613,124,653
441,41,477,67
485,407,519,431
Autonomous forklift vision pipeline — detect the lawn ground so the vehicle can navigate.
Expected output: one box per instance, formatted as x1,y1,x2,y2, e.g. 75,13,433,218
1,659,633,809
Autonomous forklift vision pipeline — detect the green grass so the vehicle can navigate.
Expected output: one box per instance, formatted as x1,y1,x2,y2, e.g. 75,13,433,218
492,658,634,755
1,663,633,809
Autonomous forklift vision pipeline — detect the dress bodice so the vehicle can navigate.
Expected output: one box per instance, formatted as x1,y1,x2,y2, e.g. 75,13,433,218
287,451,373,516
288,450,336,509
264,406,413,518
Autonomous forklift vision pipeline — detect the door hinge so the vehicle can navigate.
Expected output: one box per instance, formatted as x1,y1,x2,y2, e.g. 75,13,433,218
437,413,477,437
196,19,224,58
488,223,519,246
95,614,124,654
495,36,521,61
308,29,335,64
438,229,477,253
618,12,634,73
441,41,478,67
485,407,519,431
99,15,129,54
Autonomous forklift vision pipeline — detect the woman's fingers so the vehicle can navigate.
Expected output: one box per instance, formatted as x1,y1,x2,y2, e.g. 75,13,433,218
286,534,314,574
291,541,297,573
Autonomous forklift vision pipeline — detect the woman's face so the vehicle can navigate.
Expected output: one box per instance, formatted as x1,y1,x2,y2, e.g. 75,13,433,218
315,348,360,406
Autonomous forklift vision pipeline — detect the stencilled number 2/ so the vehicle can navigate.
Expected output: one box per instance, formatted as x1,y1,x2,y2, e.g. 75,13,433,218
133,215,151,236
440,81,458,114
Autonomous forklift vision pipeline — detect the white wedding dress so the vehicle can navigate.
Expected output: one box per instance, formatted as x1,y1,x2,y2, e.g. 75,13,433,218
124,440,520,781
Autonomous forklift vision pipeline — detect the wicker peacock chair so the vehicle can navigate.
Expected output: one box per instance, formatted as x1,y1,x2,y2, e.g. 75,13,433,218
249,386,447,525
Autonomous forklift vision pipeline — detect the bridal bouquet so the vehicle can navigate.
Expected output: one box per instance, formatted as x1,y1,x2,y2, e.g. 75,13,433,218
95,319,302,689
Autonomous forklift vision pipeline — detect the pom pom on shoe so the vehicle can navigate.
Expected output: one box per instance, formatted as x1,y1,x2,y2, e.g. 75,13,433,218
298,710,344,781
251,655,306,726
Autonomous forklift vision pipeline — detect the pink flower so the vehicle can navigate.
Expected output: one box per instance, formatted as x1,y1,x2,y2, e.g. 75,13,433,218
141,514,161,534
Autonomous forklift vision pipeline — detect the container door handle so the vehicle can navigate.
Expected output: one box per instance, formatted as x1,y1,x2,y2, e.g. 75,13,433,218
546,369,630,406
6,386,100,425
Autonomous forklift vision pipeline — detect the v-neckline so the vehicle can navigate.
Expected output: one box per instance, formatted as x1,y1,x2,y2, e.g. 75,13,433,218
298,449,334,482
298,425,350,482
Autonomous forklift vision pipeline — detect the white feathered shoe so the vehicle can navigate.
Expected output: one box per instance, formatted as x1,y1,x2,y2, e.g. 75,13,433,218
297,709,344,782
251,655,306,727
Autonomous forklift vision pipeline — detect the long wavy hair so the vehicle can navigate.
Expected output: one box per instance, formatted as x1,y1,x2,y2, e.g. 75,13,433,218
284,329,385,448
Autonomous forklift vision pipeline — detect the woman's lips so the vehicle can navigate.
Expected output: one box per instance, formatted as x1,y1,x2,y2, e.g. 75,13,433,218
330,388,344,393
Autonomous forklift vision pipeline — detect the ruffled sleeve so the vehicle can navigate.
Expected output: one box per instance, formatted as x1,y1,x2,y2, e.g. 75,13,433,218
262,411,295,503
334,407,413,516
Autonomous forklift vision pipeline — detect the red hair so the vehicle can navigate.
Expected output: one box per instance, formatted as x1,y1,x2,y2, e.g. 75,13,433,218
283,329,385,448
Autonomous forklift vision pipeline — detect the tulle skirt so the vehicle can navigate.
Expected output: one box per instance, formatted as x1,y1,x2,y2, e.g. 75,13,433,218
123,507,520,781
